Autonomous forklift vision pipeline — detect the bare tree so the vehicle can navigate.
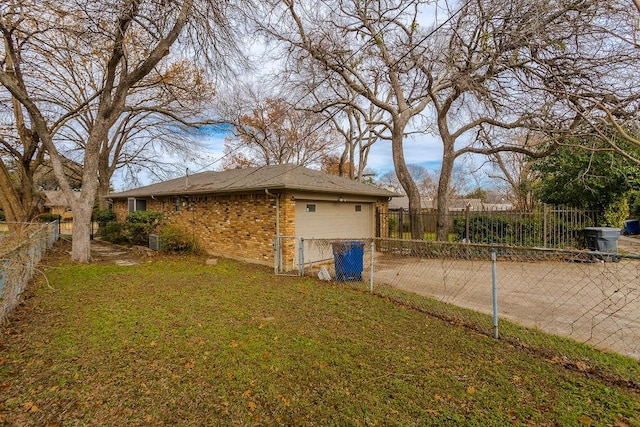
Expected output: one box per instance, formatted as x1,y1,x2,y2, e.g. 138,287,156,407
418,0,639,239
485,132,543,211
0,0,241,261
218,87,340,168
53,57,220,209
260,0,437,239
0,99,44,222
378,164,438,198
304,75,389,181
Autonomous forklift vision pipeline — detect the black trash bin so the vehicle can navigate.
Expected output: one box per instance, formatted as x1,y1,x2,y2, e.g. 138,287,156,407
332,241,364,281
583,227,621,256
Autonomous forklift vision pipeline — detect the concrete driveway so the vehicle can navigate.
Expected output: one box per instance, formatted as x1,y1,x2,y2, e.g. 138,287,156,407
373,252,640,360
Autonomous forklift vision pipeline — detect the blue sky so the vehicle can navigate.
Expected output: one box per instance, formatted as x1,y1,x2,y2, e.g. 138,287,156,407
192,125,445,177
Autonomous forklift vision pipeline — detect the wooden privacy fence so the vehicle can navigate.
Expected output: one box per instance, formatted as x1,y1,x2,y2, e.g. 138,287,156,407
380,205,600,248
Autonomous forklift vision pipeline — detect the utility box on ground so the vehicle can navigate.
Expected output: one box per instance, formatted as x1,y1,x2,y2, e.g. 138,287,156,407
149,234,161,251
583,227,620,253
332,241,364,281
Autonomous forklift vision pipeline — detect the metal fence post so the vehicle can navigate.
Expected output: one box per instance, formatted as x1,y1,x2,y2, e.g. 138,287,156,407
273,236,280,274
298,238,305,276
370,239,374,293
491,248,499,339
543,204,548,248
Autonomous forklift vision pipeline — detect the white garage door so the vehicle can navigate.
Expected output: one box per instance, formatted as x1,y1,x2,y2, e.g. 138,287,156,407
295,200,373,239
294,201,373,266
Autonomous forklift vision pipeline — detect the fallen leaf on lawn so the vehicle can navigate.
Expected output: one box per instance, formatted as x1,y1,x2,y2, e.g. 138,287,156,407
466,386,476,394
145,415,152,422
248,401,256,411
258,323,266,330
280,396,291,408
149,341,157,347
426,409,438,415
23,401,38,412
575,361,590,372
242,389,252,398
434,394,443,401
577,415,593,425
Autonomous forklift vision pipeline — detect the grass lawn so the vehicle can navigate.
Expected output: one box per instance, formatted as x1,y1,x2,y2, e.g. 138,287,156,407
1,247,639,426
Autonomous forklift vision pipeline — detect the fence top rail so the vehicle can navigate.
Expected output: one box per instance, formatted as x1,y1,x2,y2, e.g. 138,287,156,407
374,237,640,260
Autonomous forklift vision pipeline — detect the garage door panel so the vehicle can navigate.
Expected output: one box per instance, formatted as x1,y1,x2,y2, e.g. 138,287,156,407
295,201,373,239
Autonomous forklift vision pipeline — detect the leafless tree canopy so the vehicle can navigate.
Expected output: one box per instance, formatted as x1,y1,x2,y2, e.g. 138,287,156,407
255,0,640,240
0,0,245,261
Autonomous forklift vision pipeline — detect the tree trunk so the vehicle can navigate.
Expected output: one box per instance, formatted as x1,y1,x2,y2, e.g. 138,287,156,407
436,144,455,242
0,159,28,223
391,122,423,240
69,132,102,262
97,159,112,210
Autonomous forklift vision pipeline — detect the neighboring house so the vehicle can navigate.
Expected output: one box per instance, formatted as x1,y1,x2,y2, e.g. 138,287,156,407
107,164,396,269
389,196,513,212
43,191,73,221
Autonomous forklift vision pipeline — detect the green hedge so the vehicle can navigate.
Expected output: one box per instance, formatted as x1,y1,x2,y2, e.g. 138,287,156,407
99,210,163,246
452,214,594,248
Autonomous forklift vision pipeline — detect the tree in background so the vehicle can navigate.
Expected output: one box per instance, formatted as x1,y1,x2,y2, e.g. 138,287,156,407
533,132,640,226
53,58,220,209
378,165,438,199
418,0,639,240
0,0,241,261
262,0,436,240
486,132,544,211
221,97,340,169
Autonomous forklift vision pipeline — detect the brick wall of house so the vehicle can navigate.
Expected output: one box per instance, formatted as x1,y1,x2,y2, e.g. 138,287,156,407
111,192,388,268
375,200,389,238
112,192,298,266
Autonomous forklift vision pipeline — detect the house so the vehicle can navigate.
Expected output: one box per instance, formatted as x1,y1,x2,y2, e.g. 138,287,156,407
389,196,512,212
43,190,74,221
106,164,396,269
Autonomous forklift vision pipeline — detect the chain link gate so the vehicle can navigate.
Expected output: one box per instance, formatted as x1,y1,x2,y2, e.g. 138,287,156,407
274,235,303,276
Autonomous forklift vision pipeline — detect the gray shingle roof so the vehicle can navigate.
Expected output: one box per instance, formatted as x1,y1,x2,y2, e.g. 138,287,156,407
107,164,397,199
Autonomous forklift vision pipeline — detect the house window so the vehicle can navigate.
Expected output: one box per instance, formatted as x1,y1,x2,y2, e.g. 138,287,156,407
355,205,362,212
306,204,316,213
174,197,180,212
128,198,147,213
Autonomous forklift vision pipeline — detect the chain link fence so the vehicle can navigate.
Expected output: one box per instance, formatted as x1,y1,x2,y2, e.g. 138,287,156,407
0,221,59,322
284,236,640,361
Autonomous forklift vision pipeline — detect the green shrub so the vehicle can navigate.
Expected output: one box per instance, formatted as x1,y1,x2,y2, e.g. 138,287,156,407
603,198,629,228
125,211,163,246
453,215,542,246
388,217,398,235
159,225,199,253
100,222,128,244
94,209,117,227
99,210,163,246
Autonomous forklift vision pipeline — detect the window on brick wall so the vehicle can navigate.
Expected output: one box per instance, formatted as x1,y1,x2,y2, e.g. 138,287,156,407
306,204,316,212
128,198,147,212
355,205,362,212
174,197,180,212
